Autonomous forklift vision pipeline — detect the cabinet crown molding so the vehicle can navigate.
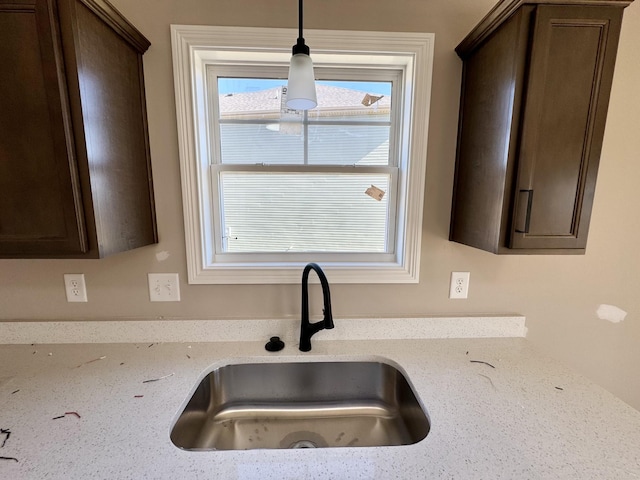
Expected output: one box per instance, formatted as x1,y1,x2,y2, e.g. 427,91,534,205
456,0,634,57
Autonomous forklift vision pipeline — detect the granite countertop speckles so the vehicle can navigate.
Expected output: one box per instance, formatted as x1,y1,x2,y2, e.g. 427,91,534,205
1,338,640,479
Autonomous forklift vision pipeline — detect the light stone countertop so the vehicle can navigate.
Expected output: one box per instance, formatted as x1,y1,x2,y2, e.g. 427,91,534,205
1,337,640,479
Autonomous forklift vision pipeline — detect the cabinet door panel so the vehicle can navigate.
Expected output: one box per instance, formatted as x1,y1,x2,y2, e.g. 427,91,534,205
0,0,87,256
67,0,156,255
510,5,622,250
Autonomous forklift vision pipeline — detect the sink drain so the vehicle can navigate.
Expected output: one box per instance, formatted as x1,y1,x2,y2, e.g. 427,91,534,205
289,440,317,449
280,431,328,449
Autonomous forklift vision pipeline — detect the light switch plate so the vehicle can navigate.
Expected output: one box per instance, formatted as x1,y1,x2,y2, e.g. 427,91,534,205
148,273,181,302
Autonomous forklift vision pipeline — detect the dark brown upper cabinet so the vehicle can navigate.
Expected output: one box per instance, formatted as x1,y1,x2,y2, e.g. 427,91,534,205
0,0,157,258
449,0,633,254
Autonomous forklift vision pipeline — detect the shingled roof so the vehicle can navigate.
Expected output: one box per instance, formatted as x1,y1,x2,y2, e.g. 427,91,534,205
219,84,391,119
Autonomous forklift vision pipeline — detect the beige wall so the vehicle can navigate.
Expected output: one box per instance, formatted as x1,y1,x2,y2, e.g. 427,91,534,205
1,0,639,410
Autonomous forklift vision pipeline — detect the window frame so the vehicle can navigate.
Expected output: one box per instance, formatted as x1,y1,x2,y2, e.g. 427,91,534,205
171,25,434,284
209,66,400,260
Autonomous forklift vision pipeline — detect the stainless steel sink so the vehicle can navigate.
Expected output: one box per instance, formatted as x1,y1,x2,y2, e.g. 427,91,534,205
170,360,430,450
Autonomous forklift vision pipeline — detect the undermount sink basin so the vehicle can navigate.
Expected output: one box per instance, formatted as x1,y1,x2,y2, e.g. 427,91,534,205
170,360,430,451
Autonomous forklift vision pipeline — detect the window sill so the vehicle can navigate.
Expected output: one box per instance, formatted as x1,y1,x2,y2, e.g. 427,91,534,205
187,261,420,284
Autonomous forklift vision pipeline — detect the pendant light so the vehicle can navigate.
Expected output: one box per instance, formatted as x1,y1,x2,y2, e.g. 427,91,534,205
286,0,317,110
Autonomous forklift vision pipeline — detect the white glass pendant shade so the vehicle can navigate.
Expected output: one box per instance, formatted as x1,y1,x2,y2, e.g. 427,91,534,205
286,53,317,110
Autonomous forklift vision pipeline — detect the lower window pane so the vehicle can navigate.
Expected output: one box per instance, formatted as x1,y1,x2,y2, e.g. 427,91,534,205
220,173,390,253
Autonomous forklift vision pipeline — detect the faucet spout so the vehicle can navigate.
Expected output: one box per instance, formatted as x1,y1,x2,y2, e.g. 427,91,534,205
299,263,333,352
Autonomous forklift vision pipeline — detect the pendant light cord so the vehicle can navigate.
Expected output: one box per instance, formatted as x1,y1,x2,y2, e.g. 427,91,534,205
292,0,309,55
298,0,304,40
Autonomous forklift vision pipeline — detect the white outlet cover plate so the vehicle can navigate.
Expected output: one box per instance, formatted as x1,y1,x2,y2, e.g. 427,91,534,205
449,271,470,299
148,273,181,302
64,273,88,302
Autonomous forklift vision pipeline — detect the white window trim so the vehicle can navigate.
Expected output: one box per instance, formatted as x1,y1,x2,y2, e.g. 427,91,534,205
171,25,434,284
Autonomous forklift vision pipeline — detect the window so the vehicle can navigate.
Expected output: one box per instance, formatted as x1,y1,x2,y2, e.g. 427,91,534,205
214,71,397,257
171,26,434,284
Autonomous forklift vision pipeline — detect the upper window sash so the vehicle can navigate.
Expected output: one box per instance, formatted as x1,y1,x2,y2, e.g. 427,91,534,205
206,65,401,168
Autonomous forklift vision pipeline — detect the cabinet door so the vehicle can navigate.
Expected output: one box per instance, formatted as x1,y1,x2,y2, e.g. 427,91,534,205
58,0,156,257
510,5,622,250
0,0,87,256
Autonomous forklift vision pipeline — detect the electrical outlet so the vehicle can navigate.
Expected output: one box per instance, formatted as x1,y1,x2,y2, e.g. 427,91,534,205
449,272,470,299
148,273,181,302
64,274,88,302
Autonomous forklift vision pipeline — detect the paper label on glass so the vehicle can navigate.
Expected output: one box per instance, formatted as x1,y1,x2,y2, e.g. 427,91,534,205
365,185,385,201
